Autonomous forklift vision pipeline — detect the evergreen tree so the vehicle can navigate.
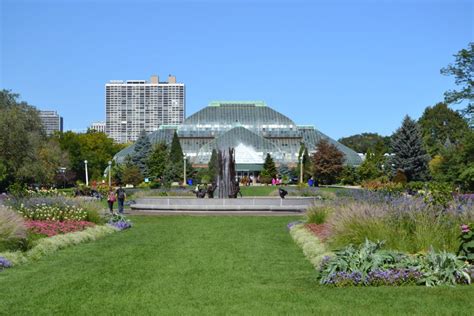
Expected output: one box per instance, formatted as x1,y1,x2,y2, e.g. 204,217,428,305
208,149,219,182
262,153,277,178
147,142,169,180
165,131,185,181
132,130,152,177
312,139,344,185
391,116,430,182
169,131,184,162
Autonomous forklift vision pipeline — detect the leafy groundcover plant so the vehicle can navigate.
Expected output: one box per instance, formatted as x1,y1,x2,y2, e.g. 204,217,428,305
458,223,474,263
317,239,471,287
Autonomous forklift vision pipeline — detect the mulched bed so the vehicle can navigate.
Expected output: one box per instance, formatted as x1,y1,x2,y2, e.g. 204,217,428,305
305,223,331,241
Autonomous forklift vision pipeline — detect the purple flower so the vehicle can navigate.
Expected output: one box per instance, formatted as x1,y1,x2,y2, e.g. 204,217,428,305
0,257,12,270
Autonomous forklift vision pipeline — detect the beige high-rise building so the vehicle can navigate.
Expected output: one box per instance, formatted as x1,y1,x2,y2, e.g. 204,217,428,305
105,74,185,143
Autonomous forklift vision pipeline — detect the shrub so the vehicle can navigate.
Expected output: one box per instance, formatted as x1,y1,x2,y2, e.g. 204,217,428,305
0,205,27,252
306,206,331,224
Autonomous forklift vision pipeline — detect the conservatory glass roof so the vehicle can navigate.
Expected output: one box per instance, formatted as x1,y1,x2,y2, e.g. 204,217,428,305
113,101,363,166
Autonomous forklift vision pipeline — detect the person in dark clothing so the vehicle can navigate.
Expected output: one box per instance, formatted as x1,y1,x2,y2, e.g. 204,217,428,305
278,187,288,199
116,186,126,214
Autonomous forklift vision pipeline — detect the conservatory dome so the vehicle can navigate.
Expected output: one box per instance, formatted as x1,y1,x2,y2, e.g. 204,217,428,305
114,101,362,170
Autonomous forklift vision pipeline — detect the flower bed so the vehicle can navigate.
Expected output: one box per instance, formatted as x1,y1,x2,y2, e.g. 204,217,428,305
18,204,88,221
0,225,118,266
25,220,95,237
107,214,132,230
288,223,330,267
305,223,331,241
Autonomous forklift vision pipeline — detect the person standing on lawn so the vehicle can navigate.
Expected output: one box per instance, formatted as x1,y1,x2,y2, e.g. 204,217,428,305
116,186,126,214
107,188,116,214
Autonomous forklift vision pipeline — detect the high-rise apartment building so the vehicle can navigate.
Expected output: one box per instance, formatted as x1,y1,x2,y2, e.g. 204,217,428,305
39,110,63,136
105,74,185,143
89,121,106,133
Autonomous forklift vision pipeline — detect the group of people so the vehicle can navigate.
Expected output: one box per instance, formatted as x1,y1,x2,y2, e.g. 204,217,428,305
106,186,126,214
271,177,283,185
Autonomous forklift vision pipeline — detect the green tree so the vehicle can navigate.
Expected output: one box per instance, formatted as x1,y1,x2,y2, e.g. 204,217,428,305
297,144,311,181
311,139,344,185
338,133,390,154
169,131,184,162
147,143,169,180
207,149,219,182
132,130,152,177
122,165,143,186
418,102,469,156
0,90,46,189
432,130,474,191
441,42,473,127
262,153,277,178
259,153,277,184
339,165,360,185
54,130,124,182
391,116,430,182
165,131,185,182
358,141,386,181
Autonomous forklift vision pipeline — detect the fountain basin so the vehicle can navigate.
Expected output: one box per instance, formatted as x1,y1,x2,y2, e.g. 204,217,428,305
131,197,320,212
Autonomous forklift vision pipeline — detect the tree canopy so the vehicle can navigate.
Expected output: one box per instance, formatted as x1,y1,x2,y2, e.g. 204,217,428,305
0,90,60,190
418,102,469,156
338,133,390,154
311,139,344,185
441,42,473,127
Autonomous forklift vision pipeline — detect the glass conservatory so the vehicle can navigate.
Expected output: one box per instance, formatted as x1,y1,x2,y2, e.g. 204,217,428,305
114,101,362,172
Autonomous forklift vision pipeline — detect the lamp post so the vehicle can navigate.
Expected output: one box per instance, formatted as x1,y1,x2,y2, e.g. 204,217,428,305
59,167,66,188
84,160,89,186
299,156,303,184
108,160,112,187
183,155,187,186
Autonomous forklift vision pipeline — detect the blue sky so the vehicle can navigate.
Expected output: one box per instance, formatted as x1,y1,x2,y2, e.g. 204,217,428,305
1,0,472,139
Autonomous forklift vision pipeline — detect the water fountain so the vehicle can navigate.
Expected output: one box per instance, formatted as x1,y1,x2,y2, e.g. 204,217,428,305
216,148,238,198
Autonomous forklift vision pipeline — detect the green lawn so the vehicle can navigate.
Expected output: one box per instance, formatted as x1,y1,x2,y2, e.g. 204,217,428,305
240,185,278,196
1,216,473,315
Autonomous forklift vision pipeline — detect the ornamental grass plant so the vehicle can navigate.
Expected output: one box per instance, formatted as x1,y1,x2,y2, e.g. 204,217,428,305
0,205,27,252
326,191,474,253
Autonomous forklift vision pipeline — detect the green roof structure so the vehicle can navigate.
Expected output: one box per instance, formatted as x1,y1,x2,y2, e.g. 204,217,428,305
114,101,362,167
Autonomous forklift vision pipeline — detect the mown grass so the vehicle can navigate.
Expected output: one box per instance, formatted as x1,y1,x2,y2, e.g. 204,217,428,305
240,185,278,196
1,216,472,315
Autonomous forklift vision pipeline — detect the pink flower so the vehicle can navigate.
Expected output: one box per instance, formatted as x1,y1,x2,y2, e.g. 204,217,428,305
461,224,470,233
